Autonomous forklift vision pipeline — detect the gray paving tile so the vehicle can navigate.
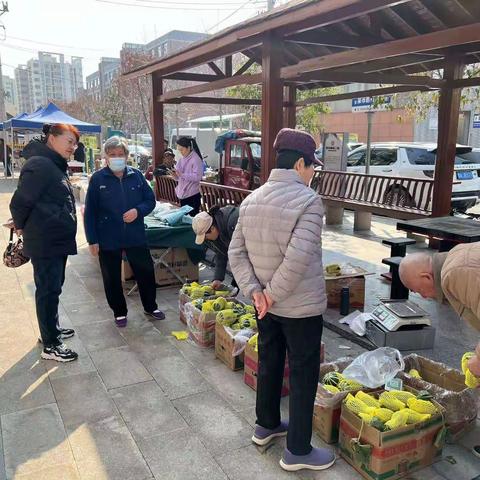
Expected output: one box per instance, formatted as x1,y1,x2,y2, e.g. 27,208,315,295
51,372,119,429
215,443,292,480
172,390,252,457
0,419,5,480
90,346,152,389
64,302,114,326
137,428,227,480
431,444,480,480
12,464,80,479
200,363,256,411
2,404,76,478
141,342,210,400
295,455,362,480
67,416,151,480
75,320,127,352
110,381,187,440
0,350,55,415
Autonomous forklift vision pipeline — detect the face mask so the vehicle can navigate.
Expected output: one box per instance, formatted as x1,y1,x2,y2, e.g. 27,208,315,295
109,157,126,172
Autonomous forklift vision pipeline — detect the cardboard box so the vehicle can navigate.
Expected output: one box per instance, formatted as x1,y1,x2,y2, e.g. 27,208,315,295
244,341,325,398
326,275,365,309
399,354,478,441
215,322,245,370
151,248,198,287
243,341,290,396
339,388,445,480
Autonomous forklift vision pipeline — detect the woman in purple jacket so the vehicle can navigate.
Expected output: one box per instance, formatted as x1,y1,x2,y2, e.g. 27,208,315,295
172,137,204,215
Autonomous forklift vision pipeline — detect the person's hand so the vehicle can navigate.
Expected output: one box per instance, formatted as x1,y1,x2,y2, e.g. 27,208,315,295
170,169,179,178
252,291,268,319
212,280,223,290
468,343,480,377
89,244,99,257
123,209,138,223
263,290,274,310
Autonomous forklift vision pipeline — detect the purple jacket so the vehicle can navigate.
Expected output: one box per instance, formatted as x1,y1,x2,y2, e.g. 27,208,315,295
175,151,203,200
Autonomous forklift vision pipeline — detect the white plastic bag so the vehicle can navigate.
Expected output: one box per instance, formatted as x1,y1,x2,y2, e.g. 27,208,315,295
342,347,404,388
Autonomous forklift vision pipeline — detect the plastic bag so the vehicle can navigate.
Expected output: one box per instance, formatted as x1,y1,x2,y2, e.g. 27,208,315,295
228,327,256,356
342,347,404,388
338,310,373,336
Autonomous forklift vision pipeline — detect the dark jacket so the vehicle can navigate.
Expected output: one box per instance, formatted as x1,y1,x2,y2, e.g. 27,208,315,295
10,141,77,258
74,142,86,163
84,166,155,251
206,205,239,281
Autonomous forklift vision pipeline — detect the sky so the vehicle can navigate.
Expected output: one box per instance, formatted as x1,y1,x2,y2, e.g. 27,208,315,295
0,0,285,81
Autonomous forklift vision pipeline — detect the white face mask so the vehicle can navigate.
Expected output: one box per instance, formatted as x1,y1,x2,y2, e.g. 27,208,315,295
109,157,126,172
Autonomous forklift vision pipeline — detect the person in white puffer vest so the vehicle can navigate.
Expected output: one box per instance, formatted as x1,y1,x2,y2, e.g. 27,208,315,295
229,128,335,473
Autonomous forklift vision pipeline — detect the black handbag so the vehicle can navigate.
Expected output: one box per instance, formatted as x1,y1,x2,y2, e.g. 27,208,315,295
3,228,29,268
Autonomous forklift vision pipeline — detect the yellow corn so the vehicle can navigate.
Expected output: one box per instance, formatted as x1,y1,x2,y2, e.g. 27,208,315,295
404,408,431,424
345,393,371,415
371,408,394,423
462,352,480,388
323,385,340,394
385,410,409,430
338,379,364,391
409,369,422,379
359,412,374,424
388,390,417,404
407,398,437,415
379,392,406,412
355,391,380,409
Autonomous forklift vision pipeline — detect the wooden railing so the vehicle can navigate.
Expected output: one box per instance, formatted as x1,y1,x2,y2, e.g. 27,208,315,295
312,170,434,214
154,175,250,211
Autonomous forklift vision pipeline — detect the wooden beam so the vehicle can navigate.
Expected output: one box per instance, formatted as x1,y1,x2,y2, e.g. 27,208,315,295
450,76,480,88
151,74,164,167
225,56,233,77
159,73,262,101
281,22,480,79
164,72,224,82
123,0,410,80
284,85,297,129
208,62,225,77
296,85,432,106
292,71,445,87
261,32,284,184
234,58,256,76
285,30,382,49
432,57,465,217
163,96,262,105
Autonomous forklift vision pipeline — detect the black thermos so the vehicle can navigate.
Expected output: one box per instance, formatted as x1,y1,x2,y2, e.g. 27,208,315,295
340,287,350,316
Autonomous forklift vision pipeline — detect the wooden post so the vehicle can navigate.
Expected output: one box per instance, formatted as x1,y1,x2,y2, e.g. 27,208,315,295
261,32,284,184
431,57,465,217
151,73,165,167
284,85,296,129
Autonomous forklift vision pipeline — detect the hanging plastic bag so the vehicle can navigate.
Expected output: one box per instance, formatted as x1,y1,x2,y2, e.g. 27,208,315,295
229,328,256,356
342,347,404,388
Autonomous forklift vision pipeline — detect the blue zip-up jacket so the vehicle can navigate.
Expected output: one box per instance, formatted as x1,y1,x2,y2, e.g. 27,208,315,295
84,166,155,250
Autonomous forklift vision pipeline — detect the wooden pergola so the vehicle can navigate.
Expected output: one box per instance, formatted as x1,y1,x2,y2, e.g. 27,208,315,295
124,0,480,217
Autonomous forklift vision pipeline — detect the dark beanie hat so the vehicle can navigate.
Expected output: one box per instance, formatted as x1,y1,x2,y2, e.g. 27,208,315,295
273,128,318,165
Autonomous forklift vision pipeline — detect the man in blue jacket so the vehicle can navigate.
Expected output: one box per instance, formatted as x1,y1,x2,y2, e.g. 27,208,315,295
84,136,164,327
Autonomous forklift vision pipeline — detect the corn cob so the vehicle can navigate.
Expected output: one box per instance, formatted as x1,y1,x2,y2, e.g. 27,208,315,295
359,412,374,424
379,392,406,412
338,378,364,391
407,397,437,415
385,410,409,430
404,408,431,424
408,369,422,379
355,391,380,409
345,393,371,415
323,384,340,394
371,407,394,423
387,390,417,404
462,352,480,388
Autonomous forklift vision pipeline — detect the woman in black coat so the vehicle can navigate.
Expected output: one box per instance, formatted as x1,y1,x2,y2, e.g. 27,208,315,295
10,123,79,363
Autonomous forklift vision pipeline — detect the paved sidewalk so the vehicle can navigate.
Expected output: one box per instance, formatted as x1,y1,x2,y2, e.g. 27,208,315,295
0,178,478,479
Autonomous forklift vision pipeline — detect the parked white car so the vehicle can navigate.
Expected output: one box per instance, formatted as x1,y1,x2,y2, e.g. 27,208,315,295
346,142,480,211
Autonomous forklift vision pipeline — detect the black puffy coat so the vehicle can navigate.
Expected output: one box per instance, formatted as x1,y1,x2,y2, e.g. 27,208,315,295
10,141,77,258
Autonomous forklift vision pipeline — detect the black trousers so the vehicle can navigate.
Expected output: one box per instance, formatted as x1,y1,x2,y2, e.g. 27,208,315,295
180,192,201,216
256,312,323,456
31,256,67,347
99,246,157,317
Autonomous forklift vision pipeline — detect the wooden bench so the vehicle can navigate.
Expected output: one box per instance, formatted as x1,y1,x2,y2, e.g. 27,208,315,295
154,175,250,211
312,170,434,230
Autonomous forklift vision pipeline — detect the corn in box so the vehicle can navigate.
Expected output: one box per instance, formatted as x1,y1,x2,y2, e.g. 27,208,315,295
339,387,446,480
179,281,235,325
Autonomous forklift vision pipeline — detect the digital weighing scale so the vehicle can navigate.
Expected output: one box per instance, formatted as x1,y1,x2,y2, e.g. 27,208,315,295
366,300,436,350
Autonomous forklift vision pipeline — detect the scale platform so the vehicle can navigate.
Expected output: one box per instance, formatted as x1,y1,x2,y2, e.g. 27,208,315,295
366,299,435,350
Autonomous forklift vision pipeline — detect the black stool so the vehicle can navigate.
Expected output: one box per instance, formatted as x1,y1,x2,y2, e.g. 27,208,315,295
382,256,409,300
381,238,416,281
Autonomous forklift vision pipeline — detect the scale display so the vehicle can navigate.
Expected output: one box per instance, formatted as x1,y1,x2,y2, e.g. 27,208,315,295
371,300,431,331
